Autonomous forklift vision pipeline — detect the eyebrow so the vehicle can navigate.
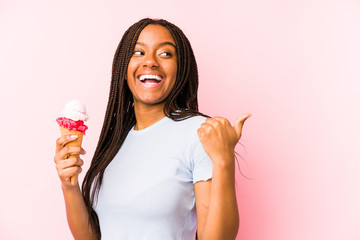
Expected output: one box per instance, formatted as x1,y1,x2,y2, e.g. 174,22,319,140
136,41,176,49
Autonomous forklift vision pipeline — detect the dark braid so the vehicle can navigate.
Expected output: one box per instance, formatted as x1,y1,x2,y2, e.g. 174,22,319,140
81,18,208,238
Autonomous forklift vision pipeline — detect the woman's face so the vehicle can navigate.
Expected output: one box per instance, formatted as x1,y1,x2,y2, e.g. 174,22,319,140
126,24,177,108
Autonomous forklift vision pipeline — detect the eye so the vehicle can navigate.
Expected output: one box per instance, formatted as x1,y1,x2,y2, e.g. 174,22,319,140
160,52,172,57
133,50,144,56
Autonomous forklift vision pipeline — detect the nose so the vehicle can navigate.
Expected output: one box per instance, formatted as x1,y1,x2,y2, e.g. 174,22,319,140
142,53,159,68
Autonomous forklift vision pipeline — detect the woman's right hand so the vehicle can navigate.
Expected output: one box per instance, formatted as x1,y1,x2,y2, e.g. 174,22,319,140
54,135,86,188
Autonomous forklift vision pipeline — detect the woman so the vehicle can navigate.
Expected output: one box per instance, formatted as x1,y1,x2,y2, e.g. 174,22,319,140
54,18,250,240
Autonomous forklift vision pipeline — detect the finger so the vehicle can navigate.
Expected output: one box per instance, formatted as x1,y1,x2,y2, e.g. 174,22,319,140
211,116,228,124
55,146,83,162
197,127,204,139
58,166,82,182
198,123,214,140
200,122,214,132
233,113,252,140
55,134,79,153
56,157,83,177
205,118,220,128
56,157,84,170
80,148,86,155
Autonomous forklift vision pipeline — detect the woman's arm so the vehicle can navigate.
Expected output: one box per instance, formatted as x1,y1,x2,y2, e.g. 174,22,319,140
195,114,251,240
194,161,238,240
54,135,98,240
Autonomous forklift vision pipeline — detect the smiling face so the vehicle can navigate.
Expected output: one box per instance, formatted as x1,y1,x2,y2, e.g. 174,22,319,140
126,24,177,110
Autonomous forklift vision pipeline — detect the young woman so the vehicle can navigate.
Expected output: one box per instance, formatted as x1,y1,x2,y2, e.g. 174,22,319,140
54,18,250,240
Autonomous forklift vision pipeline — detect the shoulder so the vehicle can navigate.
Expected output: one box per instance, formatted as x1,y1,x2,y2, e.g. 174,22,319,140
170,115,208,130
166,115,209,149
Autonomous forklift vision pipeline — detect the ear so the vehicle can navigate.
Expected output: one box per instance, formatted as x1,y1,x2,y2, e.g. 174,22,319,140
233,113,251,140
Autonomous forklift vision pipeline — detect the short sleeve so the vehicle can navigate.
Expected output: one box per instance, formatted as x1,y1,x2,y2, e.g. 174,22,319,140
191,139,213,184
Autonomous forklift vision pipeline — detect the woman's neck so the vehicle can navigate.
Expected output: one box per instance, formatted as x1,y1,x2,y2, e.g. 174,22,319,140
133,102,166,130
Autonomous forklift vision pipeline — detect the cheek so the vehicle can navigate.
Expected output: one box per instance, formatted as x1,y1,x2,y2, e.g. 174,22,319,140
166,61,177,80
167,64,177,91
172,60,177,75
126,59,138,78
172,65,177,80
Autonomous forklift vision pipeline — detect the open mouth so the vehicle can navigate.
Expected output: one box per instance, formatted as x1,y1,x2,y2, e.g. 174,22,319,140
139,74,163,83
138,74,163,88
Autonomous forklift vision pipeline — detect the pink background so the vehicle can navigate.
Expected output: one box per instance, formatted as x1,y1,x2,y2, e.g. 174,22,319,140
1,0,359,239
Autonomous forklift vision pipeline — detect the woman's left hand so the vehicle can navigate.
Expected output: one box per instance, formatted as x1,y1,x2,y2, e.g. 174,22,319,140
197,114,251,166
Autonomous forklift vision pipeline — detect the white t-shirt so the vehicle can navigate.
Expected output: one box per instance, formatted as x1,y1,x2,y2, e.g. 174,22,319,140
94,116,213,240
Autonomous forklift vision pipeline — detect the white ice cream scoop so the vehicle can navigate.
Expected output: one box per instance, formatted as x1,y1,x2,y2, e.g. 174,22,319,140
61,100,89,121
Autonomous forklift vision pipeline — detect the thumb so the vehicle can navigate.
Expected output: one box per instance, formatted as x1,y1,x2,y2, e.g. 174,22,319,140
233,113,251,140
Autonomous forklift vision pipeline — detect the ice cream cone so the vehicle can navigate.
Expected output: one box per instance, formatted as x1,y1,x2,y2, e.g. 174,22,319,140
59,126,84,184
57,100,88,185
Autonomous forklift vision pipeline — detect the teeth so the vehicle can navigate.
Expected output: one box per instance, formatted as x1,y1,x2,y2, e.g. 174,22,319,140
139,74,162,81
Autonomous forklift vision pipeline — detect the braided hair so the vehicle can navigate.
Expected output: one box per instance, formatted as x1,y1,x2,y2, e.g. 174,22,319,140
81,18,208,237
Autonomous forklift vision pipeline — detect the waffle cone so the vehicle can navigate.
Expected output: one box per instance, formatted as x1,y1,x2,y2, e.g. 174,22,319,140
59,126,84,184
59,126,84,150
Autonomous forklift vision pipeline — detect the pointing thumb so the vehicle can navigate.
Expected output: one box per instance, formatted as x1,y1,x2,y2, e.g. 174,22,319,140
233,113,251,140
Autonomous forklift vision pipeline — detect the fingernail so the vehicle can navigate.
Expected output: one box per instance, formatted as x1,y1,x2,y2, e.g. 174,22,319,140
70,135,78,139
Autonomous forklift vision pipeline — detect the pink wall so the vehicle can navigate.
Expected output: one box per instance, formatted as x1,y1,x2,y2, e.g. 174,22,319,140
1,0,359,239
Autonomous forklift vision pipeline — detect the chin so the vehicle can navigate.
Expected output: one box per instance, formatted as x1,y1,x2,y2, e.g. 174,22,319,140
141,97,169,106
137,98,162,105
